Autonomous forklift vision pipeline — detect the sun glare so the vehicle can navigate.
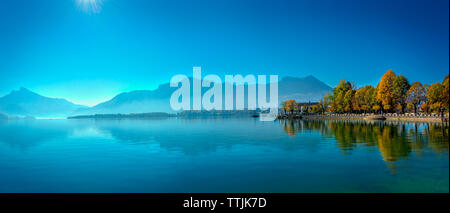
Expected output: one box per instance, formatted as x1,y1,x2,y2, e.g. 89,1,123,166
76,0,104,14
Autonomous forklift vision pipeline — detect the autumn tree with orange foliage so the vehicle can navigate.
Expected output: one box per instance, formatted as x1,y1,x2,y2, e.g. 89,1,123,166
314,71,447,115
376,70,397,112
281,100,298,115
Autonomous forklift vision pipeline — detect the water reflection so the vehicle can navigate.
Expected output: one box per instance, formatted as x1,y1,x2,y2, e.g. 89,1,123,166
88,118,314,154
0,118,448,192
0,120,71,150
280,119,449,162
0,119,448,162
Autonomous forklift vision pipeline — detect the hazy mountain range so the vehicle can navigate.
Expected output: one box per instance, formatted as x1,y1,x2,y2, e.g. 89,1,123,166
0,76,331,117
0,87,87,117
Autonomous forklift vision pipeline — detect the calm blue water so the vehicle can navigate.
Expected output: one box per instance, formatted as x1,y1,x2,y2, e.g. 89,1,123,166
0,118,448,193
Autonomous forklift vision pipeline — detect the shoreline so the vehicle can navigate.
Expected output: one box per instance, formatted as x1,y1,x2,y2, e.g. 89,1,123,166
298,115,447,123
3,112,449,123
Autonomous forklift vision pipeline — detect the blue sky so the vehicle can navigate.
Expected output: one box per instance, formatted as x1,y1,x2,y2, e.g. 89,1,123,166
0,0,448,106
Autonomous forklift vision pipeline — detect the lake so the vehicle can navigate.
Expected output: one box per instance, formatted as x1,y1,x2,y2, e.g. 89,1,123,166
0,118,448,193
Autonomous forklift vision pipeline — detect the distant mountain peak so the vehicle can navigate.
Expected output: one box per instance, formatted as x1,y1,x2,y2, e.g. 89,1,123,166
1,75,333,116
282,75,318,81
304,75,318,80
0,88,87,117
15,87,32,92
8,87,39,97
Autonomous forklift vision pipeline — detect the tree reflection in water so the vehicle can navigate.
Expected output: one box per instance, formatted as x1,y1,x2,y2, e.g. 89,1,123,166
280,119,449,164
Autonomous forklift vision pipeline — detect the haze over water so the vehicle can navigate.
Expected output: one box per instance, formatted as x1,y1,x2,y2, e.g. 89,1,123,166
0,118,447,193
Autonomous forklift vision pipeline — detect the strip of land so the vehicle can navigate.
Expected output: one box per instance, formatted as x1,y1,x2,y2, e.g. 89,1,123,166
67,112,176,119
298,113,448,122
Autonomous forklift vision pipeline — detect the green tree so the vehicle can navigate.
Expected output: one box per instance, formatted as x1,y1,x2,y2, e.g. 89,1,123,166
392,75,410,113
353,85,377,113
312,105,320,114
317,94,330,114
442,75,449,111
343,89,355,112
407,82,426,113
427,83,445,116
330,80,353,113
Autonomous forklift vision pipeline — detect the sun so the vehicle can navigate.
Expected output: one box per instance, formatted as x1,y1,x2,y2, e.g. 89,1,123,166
76,0,104,14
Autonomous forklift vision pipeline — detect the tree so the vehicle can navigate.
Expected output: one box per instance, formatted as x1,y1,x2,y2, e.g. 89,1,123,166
312,105,320,114
317,94,330,114
352,91,361,112
407,82,426,113
372,104,381,113
427,83,445,115
353,85,377,113
330,80,353,113
421,103,430,113
392,75,410,113
442,75,449,111
376,70,397,112
343,89,355,112
328,106,336,113
283,100,298,115
281,101,288,115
